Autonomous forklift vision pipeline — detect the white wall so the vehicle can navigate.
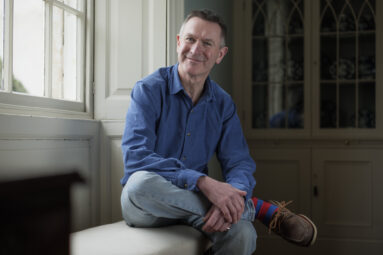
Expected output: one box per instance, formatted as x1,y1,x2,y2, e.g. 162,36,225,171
94,0,184,224
0,114,99,231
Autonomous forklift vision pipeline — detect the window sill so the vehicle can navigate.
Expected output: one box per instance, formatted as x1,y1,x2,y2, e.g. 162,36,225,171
0,102,93,120
0,92,93,120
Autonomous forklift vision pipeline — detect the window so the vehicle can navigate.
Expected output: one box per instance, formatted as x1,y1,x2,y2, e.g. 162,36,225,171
0,0,93,114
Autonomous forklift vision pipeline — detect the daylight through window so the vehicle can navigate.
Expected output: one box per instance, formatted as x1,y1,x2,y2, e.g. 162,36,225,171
1,0,87,105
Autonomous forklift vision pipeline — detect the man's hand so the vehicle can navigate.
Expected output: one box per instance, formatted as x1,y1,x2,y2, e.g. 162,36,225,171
202,205,231,233
197,176,246,224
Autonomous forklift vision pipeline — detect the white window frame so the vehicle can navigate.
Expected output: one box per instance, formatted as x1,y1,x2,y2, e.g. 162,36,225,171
0,0,94,119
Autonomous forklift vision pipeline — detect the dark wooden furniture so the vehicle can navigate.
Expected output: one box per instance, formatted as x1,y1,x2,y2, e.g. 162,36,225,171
0,172,83,255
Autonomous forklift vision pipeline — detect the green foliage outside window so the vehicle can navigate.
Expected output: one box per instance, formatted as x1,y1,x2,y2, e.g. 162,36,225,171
0,57,28,93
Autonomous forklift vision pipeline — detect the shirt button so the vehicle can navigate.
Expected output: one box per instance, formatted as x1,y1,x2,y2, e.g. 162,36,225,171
182,156,186,161
186,132,191,136
184,184,188,188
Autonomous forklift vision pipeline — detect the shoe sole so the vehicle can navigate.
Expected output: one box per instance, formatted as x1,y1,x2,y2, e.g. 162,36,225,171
298,214,318,246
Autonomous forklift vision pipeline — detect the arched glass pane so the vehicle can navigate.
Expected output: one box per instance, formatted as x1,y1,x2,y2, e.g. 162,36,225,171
321,7,337,32
266,0,288,36
268,83,286,128
286,84,304,128
251,0,304,129
289,9,304,34
320,35,337,80
358,3,375,31
252,38,268,82
268,37,285,83
331,0,346,16
358,82,375,128
339,35,356,80
358,34,375,79
320,83,337,128
253,13,266,36
339,83,356,128
339,5,356,32
252,84,268,128
286,37,304,81
349,0,364,13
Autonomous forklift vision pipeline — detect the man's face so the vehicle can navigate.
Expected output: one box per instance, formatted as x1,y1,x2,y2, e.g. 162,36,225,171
177,17,228,80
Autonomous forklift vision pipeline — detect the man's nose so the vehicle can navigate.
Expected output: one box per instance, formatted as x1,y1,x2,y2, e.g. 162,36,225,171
190,41,203,54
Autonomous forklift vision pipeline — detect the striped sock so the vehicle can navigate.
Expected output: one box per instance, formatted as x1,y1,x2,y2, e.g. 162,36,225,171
251,197,279,226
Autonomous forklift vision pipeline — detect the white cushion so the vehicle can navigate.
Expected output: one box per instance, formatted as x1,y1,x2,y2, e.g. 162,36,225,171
70,221,211,255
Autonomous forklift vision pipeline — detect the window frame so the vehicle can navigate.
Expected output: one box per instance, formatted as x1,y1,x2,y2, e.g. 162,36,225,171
0,0,94,118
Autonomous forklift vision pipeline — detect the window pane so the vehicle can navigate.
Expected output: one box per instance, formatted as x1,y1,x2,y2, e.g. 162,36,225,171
52,6,78,101
57,0,80,11
252,84,267,128
320,83,336,128
0,0,3,89
339,83,356,128
359,82,375,128
13,0,44,96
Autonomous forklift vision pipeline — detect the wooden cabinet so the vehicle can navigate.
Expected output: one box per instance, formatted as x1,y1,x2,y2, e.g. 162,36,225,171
0,172,82,255
234,0,383,139
312,148,383,241
233,0,383,254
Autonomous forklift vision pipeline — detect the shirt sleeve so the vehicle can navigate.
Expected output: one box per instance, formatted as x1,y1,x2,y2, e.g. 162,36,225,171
121,82,206,190
216,101,256,200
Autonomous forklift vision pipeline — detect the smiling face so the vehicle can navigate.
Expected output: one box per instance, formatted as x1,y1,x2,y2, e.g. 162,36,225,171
177,17,228,82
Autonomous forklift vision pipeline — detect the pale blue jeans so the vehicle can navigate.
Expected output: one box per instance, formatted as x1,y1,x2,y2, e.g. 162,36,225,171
121,171,257,255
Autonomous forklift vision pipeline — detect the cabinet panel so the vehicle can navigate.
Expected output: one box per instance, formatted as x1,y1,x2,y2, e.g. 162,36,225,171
247,147,311,254
249,147,311,235
312,148,383,240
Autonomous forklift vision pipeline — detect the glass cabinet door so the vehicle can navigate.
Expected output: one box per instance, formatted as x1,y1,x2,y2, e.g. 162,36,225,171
251,0,305,129
320,0,376,129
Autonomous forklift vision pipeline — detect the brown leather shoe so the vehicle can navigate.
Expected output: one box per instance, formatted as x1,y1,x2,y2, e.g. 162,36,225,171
268,201,317,247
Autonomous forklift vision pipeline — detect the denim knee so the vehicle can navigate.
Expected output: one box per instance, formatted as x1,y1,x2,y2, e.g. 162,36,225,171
213,220,257,255
235,221,257,247
125,171,159,199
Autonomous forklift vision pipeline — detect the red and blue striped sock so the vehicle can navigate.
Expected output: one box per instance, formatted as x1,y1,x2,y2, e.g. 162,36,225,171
251,197,279,226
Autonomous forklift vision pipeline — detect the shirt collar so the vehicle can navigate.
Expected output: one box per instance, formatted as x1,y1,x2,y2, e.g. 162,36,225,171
170,63,215,102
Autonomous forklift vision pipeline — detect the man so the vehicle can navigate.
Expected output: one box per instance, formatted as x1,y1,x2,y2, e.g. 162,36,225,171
121,9,317,255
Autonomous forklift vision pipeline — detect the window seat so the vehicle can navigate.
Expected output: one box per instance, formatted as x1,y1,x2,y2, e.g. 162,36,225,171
70,221,212,255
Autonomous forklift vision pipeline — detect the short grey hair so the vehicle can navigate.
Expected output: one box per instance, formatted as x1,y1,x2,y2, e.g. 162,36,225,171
179,9,227,47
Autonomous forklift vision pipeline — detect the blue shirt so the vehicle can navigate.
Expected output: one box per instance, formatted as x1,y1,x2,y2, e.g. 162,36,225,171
121,64,256,199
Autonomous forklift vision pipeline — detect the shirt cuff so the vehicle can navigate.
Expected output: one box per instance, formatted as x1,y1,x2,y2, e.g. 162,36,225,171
229,182,252,200
177,169,206,191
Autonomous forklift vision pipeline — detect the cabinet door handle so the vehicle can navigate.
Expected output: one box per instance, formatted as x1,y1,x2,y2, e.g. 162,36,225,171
313,186,319,197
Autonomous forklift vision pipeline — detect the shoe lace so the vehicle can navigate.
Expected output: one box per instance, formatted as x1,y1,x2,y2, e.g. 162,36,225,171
268,200,293,234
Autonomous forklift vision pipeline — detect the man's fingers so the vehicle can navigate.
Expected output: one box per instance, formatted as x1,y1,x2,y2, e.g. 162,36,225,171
220,222,232,232
202,208,220,232
226,201,238,223
203,206,214,222
232,197,245,223
239,190,247,196
220,206,232,223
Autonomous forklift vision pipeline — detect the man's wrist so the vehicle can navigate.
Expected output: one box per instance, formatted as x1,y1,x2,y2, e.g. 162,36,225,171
197,175,207,190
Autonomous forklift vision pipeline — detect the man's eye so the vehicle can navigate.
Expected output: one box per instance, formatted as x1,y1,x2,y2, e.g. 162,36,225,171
185,37,194,42
203,41,212,46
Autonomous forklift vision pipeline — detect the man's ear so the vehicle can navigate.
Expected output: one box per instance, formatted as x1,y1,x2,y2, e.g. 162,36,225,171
176,35,181,53
216,46,228,64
